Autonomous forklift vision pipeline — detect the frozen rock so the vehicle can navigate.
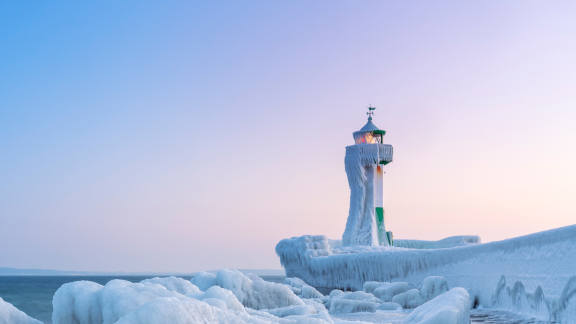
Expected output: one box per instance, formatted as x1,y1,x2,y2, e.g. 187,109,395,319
197,286,246,313
420,276,448,301
377,302,402,311
363,281,388,294
329,298,378,314
113,296,259,324
216,269,304,309
0,297,42,324
373,282,410,302
301,286,323,299
285,277,323,299
403,287,470,324
52,280,104,324
328,291,380,314
392,289,424,309
191,272,218,291
141,277,202,296
265,304,317,317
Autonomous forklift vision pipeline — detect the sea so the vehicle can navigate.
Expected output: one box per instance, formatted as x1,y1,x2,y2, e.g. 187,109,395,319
0,275,545,324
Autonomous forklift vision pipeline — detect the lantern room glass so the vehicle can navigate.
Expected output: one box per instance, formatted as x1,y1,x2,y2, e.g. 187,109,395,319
354,132,383,144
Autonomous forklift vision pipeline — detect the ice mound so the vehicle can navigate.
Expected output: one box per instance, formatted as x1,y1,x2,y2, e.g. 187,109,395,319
52,273,332,324
403,287,470,324
284,277,323,299
392,289,424,309
0,297,42,324
140,277,201,296
192,269,304,309
372,282,411,302
327,290,380,314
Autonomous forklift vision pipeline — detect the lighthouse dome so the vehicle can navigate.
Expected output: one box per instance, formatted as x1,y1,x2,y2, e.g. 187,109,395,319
353,118,386,144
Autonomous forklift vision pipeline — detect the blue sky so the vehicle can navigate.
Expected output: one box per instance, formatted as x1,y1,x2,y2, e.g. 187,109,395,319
1,1,576,272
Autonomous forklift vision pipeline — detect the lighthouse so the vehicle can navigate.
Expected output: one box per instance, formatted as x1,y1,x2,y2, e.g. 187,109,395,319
342,107,394,246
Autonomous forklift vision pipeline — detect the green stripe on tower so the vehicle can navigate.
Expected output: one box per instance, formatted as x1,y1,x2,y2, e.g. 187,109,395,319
375,207,385,245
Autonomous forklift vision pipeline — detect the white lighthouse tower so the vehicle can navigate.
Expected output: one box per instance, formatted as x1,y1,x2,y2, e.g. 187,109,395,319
342,107,394,246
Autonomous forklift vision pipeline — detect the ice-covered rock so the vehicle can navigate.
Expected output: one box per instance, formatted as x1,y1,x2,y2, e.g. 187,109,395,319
329,298,378,314
363,281,387,294
52,273,329,324
0,297,42,324
197,286,246,313
420,276,448,301
52,280,105,324
403,287,470,324
392,289,424,309
377,302,402,311
328,291,380,314
215,269,304,309
141,276,201,296
191,272,218,291
373,282,411,302
285,277,323,299
113,296,261,324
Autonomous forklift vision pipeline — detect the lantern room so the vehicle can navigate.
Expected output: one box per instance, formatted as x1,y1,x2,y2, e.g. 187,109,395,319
352,107,386,144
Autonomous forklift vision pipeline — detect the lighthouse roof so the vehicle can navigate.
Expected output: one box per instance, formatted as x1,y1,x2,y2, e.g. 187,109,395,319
355,118,386,136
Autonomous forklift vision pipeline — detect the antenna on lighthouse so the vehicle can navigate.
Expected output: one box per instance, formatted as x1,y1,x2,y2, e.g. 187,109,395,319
367,106,376,121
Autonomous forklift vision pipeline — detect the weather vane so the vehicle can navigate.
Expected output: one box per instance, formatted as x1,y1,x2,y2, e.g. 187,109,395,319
367,105,376,120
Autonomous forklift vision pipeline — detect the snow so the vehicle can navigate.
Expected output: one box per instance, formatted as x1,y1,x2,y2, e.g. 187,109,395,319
342,143,392,246
403,288,470,324
0,297,42,324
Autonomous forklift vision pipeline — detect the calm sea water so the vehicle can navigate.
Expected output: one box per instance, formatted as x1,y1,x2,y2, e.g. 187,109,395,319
0,275,541,323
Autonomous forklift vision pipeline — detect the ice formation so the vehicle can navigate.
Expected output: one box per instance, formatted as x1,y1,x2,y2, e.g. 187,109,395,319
403,288,470,324
342,143,392,246
392,289,424,309
52,271,335,324
276,225,576,321
490,274,576,323
191,269,304,310
0,297,42,324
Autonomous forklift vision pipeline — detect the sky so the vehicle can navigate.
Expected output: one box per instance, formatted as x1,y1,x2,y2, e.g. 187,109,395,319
1,1,576,273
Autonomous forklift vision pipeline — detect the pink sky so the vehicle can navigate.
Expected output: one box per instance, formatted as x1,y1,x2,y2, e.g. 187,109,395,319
1,1,576,272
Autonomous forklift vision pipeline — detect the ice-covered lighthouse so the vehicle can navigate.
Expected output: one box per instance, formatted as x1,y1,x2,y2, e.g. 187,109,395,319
342,107,394,247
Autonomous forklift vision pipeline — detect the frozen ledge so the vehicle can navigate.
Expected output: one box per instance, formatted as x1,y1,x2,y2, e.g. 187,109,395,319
276,225,576,305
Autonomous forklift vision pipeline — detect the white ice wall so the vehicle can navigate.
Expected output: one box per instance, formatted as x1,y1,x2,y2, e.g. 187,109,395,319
277,225,576,313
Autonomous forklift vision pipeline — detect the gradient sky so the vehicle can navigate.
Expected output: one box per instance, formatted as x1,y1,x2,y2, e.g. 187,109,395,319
1,1,576,272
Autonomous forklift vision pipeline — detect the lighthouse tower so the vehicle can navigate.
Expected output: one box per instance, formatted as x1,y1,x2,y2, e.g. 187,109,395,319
342,107,394,246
